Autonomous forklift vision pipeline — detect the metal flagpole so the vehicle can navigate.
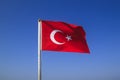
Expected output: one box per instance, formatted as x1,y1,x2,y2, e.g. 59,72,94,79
38,20,42,80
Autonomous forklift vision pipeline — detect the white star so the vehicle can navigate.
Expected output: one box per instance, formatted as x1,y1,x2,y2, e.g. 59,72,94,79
66,35,72,41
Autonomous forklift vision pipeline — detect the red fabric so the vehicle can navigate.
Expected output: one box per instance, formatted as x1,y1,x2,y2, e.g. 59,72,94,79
41,20,90,53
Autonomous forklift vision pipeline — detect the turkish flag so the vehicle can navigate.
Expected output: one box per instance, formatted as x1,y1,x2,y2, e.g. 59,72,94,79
40,20,90,53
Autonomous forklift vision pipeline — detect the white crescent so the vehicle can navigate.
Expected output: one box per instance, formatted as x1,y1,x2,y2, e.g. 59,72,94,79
50,30,65,45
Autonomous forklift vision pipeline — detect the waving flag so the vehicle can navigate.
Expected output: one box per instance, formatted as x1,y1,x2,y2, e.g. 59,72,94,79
39,20,90,53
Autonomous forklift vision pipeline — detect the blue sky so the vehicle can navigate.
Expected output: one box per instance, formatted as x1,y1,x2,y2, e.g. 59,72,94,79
0,0,120,80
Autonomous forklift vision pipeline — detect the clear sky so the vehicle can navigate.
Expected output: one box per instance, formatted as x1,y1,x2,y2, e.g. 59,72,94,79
0,0,120,80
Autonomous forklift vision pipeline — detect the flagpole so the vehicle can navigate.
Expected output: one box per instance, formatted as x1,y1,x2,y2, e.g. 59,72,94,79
38,20,42,80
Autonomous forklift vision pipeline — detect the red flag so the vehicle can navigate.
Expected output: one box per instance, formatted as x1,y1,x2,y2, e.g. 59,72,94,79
40,20,90,53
